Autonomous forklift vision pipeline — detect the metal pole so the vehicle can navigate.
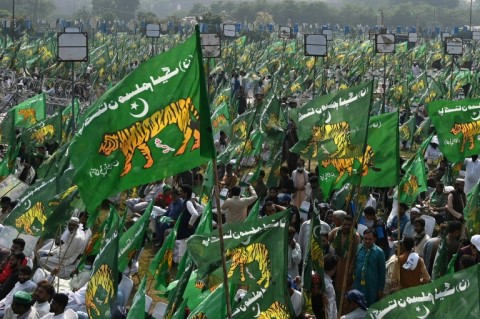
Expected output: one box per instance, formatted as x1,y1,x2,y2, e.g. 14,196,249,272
312,56,317,99
450,56,454,100
11,0,15,42
470,0,473,30
382,54,387,113
71,62,76,133
151,37,154,57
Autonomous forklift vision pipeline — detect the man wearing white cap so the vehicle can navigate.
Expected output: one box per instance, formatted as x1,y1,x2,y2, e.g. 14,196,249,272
38,217,85,278
464,155,480,195
455,234,480,270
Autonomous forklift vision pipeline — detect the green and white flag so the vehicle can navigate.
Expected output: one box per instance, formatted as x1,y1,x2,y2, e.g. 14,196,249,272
117,200,152,272
464,180,480,236
367,264,480,318
398,151,427,205
11,93,46,128
187,210,294,318
126,276,146,319
71,27,214,212
427,98,480,162
86,209,119,319
290,81,372,161
361,111,399,187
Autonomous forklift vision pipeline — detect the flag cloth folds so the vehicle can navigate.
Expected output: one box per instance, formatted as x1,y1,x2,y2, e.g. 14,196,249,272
11,93,46,128
367,264,480,318
464,180,480,236
290,81,373,160
71,26,214,212
361,111,399,187
118,200,152,272
427,98,480,162
398,151,427,205
126,276,146,319
187,210,294,318
86,209,119,319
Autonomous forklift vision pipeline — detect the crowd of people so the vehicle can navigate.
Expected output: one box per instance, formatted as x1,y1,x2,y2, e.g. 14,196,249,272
0,26,480,319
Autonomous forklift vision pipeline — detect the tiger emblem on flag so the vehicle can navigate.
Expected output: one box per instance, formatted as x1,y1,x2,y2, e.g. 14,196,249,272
226,243,271,289
450,121,480,152
212,114,227,128
258,301,290,319
98,98,200,177
402,174,421,196
86,264,115,317
31,124,55,144
320,145,380,183
18,108,37,125
155,248,173,279
233,121,248,139
15,202,46,235
303,122,352,158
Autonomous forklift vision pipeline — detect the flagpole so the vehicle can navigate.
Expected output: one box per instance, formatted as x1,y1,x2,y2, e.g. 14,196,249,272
212,156,233,319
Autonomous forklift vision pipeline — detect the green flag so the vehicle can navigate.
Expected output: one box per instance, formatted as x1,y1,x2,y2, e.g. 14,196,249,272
398,152,427,205
361,111,399,187
118,200,152,272
71,28,213,212
399,116,416,147
303,207,325,292
211,101,230,136
245,199,261,222
42,185,84,239
427,98,480,162
85,209,119,319
126,276,146,319
149,218,180,292
3,173,72,236
187,210,294,318
464,180,480,236
367,264,480,318
290,81,373,160
11,93,46,128
186,284,227,319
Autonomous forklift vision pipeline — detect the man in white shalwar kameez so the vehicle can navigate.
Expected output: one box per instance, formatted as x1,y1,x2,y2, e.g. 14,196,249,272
38,218,85,279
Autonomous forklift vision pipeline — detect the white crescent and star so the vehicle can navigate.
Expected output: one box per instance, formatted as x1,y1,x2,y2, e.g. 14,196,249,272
130,98,149,118
416,305,430,319
472,112,480,120
253,303,261,318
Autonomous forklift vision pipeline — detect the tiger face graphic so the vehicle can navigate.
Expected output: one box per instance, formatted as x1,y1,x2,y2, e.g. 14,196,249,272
86,264,115,318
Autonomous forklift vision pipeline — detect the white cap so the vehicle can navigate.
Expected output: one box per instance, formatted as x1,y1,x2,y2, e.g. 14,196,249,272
471,235,480,251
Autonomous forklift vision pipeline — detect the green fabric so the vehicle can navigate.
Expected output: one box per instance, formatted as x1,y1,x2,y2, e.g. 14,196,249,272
187,210,294,318
211,101,230,136
3,170,74,236
361,111,400,187
367,264,480,318
427,98,480,162
399,116,416,146
71,28,213,212
118,200,152,272
464,180,480,236
187,284,227,319
11,93,46,128
398,151,427,205
126,276,146,319
86,208,119,319
149,217,180,292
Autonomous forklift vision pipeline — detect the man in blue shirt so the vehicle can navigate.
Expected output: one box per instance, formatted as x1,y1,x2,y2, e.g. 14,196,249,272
155,189,184,247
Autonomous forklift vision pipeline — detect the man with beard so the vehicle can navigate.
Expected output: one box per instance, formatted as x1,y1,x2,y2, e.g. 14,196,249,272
329,215,360,305
32,282,55,317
